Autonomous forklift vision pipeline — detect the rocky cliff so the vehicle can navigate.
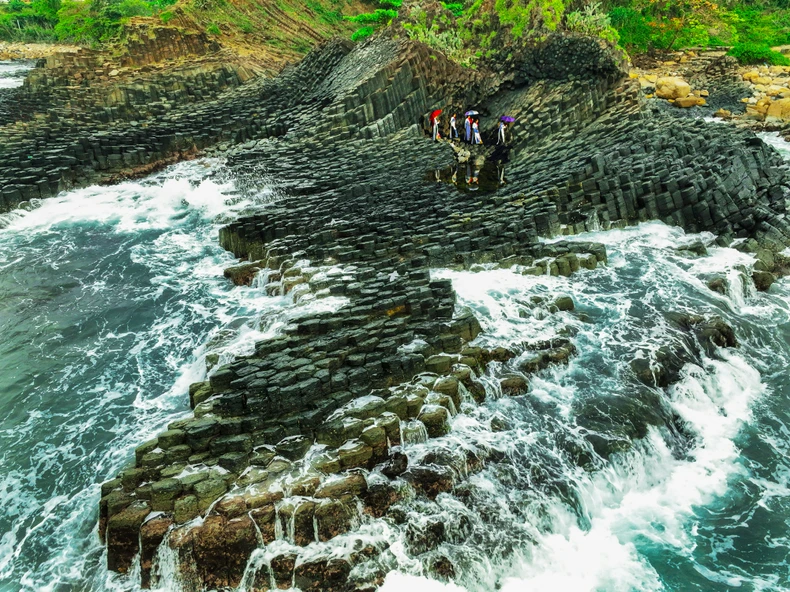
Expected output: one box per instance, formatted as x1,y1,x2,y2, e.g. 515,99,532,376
92,32,790,591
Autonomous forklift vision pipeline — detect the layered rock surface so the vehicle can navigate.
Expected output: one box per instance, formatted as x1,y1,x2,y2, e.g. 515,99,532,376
91,33,790,590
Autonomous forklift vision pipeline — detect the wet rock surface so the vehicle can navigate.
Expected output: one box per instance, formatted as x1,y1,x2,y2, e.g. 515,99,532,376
90,33,790,590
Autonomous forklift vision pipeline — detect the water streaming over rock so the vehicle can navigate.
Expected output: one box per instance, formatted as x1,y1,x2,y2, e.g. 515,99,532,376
2,135,790,592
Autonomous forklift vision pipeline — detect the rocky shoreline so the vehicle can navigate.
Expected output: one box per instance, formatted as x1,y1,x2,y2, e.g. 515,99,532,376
3,30,790,591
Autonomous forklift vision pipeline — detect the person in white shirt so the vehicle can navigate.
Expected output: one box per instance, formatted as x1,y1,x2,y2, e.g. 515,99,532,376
497,120,507,145
450,113,458,140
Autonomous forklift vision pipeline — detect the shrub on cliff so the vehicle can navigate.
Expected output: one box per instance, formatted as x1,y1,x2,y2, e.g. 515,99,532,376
347,8,397,24
347,0,397,41
460,0,565,40
728,42,790,65
351,24,374,40
399,3,473,64
565,1,618,44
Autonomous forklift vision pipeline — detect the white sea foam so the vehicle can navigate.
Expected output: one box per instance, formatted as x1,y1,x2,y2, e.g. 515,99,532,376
422,221,780,592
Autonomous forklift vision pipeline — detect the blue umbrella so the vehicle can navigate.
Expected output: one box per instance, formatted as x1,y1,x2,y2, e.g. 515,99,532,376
465,110,479,116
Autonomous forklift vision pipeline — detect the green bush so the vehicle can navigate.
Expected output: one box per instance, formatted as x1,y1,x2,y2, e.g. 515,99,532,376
347,8,396,24
608,6,651,51
53,0,98,42
732,7,790,47
116,0,151,17
728,42,790,65
565,1,618,44
441,2,463,17
206,21,219,34
351,24,374,41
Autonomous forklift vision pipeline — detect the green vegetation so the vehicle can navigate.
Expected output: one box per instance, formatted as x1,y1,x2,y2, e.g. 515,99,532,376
351,23,374,40
402,5,470,62
0,0,174,43
728,41,790,65
346,0,397,41
494,0,565,37
565,1,618,44
442,2,463,17
7,0,790,67
0,0,356,47
347,7,396,24
603,0,790,61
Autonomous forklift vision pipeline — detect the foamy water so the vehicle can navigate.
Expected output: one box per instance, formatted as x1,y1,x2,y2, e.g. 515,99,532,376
0,60,33,89
0,159,347,591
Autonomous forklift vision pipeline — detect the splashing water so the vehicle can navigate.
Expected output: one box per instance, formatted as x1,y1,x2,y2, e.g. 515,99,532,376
377,220,790,592
0,159,345,592
0,60,33,89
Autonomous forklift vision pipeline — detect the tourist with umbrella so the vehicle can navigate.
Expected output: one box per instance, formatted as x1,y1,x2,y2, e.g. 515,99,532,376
430,109,442,141
472,117,483,145
465,110,478,144
498,115,514,145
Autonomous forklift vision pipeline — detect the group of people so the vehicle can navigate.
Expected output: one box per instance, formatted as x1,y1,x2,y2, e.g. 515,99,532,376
430,111,511,146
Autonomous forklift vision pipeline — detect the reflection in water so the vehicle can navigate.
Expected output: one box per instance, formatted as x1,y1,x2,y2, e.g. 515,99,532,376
431,157,507,193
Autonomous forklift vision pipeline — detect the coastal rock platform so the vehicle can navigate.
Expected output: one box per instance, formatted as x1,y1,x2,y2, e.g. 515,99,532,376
80,33,790,590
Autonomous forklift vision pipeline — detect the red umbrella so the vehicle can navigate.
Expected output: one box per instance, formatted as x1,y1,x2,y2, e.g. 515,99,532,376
430,109,442,122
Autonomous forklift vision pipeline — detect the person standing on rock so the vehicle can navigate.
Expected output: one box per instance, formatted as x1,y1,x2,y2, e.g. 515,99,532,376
450,113,458,140
473,118,483,145
465,115,472,143
497,120,507,145
432,115,441,142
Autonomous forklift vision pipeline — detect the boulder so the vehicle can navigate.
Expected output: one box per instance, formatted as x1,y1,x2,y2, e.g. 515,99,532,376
767,97,790,122
417,404,451,438
188,514,258,589
499,374,529,396
250,503,277,543
364,480,404,518
674,96,705,108
278,500,317,546
753,270,776,291
315,472,367,498
315,498,357,541
655,77,691,100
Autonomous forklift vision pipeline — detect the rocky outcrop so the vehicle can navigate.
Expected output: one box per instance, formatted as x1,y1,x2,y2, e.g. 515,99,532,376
89,32,790,589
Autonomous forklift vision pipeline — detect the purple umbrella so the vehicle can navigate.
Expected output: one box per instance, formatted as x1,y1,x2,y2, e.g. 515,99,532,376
501,116,515,123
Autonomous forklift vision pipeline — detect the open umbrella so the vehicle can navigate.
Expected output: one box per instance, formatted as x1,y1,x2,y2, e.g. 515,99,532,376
500,116,515,123
430,109,442,122
465,110,479,116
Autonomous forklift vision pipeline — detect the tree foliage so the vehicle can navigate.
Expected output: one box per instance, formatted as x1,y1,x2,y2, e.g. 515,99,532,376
603,0,790,53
